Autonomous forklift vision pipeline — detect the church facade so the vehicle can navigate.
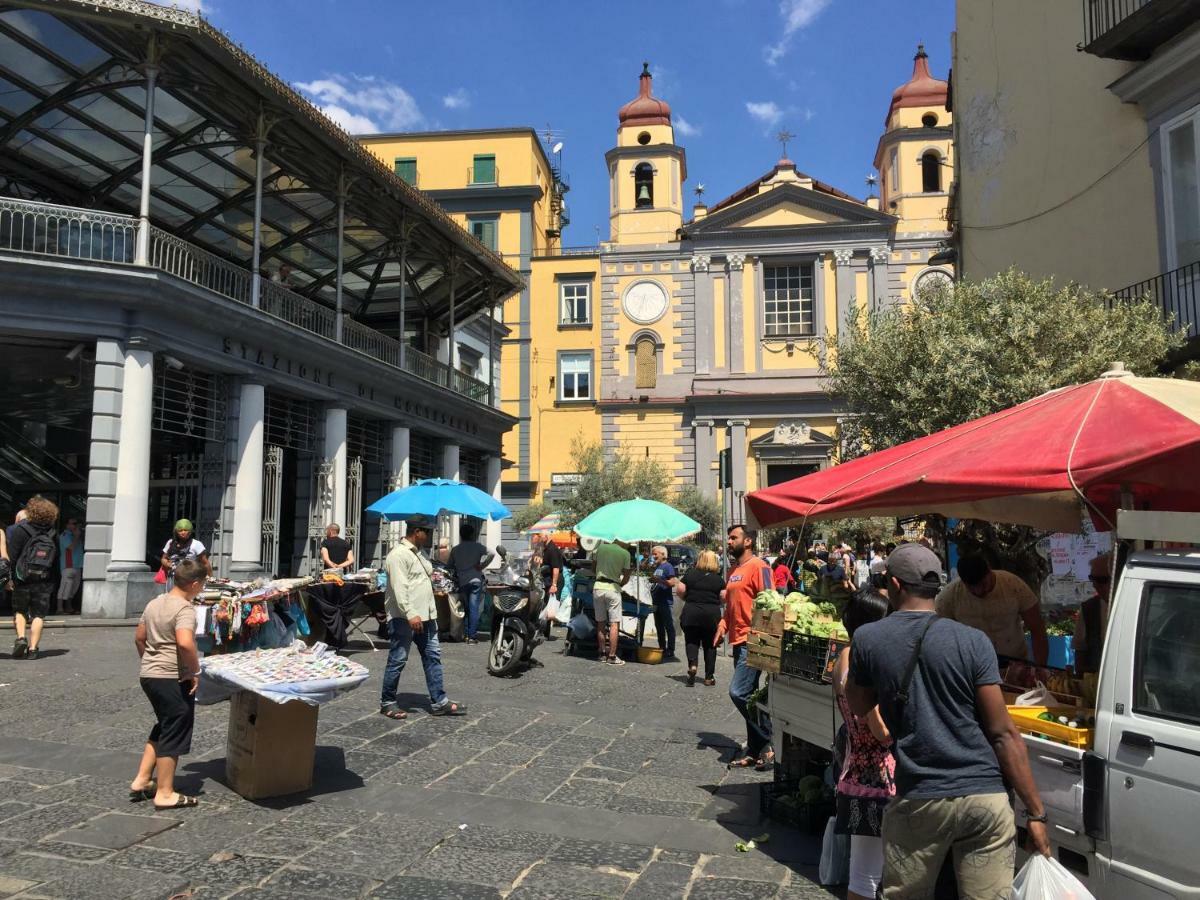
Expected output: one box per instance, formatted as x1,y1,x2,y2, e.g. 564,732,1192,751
360,48,954,531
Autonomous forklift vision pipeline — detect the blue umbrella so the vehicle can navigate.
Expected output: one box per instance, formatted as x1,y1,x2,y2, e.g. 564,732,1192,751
366,478,511,521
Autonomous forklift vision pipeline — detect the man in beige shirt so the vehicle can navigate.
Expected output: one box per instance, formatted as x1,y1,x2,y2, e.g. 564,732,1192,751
937,554,1048,665
379,516,467,719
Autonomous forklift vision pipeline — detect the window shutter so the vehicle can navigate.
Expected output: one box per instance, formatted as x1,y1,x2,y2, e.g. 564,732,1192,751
473,155,496,184
394,158,416,185
635,338,657,389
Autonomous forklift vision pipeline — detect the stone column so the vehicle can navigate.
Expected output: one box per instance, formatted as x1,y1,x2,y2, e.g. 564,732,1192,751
728,255,746,375
230,382,265,574
81,339,123,615
325,407,348,530
833,248,856,340
869,246,890,312
485,454,503,562
442,442,460,547
693,417,717,497
388,425,410,546
728,418,749,524
108,339,154,570
692,255,713,374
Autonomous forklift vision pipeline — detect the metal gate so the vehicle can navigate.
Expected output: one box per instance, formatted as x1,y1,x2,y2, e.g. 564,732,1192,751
260,445,283,575
168,452,226,569
301,459,334,575
345,456,363,565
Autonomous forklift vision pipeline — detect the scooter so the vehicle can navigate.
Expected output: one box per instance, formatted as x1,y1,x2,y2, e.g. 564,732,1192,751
487,548,548,677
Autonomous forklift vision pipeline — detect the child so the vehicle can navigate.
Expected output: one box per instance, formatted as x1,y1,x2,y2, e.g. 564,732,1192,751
130,558,205,810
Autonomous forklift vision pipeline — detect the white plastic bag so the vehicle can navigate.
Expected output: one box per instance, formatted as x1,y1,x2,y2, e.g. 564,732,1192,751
1016,681,1052,706
1011,855,1097,900
542,594,560,624
818,816,850,885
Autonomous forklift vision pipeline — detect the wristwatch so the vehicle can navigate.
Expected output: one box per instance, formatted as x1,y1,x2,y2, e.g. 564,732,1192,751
1026,812,1048,824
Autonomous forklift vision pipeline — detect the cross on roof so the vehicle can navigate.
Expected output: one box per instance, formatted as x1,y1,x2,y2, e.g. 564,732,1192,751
776,129,795,159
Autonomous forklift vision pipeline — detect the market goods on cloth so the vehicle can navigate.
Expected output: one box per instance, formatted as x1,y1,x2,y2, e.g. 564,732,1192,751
366,478,511,521
747,368,1200,534
574,498,701,543
199,642,368,705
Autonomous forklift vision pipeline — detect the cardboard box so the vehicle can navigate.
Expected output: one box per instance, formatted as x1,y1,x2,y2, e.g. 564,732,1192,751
226,691,318,800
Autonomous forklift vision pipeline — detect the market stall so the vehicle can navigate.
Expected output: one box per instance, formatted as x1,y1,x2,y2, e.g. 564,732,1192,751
193,576,315,653
300,570,385,649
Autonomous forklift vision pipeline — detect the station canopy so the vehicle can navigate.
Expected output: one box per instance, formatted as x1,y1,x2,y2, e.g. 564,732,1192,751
0,0,523,330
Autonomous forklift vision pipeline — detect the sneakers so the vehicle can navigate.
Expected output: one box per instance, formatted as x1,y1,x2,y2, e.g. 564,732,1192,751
12,637,27,659
26,647,39,661
606,656,626,666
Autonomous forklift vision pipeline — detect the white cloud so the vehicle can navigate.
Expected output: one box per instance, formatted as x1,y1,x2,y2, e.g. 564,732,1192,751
746,101,783,128
295,74,423,134
764,0,833,66
674,115,701,138
442,88,470,110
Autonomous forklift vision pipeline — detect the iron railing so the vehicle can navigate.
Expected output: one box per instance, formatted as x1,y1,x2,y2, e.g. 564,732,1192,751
532,244,601,259
1112,259,1200,339
1083,0,1151,45
0,196,492,404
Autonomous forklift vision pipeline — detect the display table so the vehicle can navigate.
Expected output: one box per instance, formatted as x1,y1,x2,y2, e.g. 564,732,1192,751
302,582,383,648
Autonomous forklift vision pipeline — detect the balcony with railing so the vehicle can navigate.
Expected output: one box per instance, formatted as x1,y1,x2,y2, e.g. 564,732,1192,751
0,196,492,404
1112,259,1200,339
1081,0,1200,60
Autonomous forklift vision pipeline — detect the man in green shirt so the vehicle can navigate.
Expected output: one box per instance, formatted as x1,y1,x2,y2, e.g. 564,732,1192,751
592,540,632,665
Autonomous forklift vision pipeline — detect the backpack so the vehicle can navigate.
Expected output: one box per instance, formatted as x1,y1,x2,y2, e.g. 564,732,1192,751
15,523,57,583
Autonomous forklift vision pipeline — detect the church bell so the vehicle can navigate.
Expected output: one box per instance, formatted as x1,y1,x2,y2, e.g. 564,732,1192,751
637,184,651,204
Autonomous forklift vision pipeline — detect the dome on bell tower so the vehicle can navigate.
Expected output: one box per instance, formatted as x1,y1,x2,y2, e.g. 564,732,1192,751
618,62,672,128
885,44,947,125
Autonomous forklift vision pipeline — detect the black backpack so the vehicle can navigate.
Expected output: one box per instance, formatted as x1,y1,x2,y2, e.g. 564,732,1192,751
15,523,57,583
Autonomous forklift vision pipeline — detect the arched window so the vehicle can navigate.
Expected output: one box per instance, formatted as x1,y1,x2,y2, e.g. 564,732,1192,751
635,336,657,388
634,163,654,208
921,151,941,193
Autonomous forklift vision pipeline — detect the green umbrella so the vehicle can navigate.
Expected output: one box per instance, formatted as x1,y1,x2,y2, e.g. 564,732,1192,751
574,498,701,543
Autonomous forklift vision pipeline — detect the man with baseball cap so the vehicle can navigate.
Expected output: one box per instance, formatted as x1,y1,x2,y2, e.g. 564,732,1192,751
846,543,1049,898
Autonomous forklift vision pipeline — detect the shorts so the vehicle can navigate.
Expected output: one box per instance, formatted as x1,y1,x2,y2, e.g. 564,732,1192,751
593,585,623,623
141,677,196,758
12,581,53,619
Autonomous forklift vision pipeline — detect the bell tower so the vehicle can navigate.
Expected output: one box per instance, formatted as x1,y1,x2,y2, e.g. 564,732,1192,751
605,63,686,246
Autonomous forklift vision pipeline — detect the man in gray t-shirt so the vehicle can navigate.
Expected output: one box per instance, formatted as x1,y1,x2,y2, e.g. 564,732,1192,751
448,523,492,643
847,543,1050,899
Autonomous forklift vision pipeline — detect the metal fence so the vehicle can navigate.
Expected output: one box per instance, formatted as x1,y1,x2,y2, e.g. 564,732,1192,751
1113,260,1200,339
0,197,137,263
1082,0,1151,46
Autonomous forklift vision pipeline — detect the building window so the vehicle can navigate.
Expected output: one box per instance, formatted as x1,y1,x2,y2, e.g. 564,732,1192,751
472,154,496,184
921,151,942,193
393,157,417,185
458,344,481,378
634,162,654,208
560,281,591,325
763,263,815,336
635,336,657,389
467,215,498,251
889,148,898,193
1165,108,1200,269
558,352,592,401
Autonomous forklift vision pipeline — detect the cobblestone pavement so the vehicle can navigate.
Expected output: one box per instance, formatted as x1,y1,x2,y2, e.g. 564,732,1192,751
0,625,839,899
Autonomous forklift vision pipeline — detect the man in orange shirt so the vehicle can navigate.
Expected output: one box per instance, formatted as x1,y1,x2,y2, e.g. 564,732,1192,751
717,524,775,770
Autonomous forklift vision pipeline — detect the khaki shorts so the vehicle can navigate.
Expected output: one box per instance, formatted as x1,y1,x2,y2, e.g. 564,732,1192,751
593,585,623,623
881,793,1016,900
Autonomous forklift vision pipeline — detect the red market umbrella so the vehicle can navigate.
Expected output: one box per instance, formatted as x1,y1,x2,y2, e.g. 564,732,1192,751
746,367,1200,534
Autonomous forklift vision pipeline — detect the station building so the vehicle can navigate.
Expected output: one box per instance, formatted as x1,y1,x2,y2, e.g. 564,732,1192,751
360,50,955,529
0,0,521,617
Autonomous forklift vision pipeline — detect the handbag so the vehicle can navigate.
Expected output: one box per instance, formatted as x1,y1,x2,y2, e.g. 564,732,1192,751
154,567,168,585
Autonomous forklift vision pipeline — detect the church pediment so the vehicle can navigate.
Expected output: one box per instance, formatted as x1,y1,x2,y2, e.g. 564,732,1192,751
750,420,836,458
686,183,894,236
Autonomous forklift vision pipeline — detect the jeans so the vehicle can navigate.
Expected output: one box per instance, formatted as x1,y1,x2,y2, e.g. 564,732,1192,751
460,579,484,638
730,642,771,758
652,598,676,655
380,617,448,710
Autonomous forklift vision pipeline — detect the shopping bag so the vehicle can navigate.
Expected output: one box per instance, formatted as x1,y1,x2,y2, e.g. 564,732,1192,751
818,816,850,885
1011,854,1097,900
542,594,560,624
1016,682,1052,706
154,567,167,585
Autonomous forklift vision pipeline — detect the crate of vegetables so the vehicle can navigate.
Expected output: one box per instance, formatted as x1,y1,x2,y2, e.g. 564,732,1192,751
781,631,849,683
760,775,835,833
746,630,783,674
1008,705,1095,749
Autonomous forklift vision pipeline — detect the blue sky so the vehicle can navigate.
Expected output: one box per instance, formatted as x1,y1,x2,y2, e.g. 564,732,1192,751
199,0,955,244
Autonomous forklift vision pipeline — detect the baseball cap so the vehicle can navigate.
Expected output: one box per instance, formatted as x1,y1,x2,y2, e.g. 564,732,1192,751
885,543,942,586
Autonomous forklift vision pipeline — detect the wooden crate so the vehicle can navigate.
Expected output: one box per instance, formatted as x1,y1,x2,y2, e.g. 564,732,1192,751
751,607,798,636
746,629,783,674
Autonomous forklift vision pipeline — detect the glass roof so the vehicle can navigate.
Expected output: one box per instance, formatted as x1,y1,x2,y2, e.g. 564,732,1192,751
0,2,521,332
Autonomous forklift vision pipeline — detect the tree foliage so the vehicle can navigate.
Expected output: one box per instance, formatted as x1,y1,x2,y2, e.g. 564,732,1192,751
826,269,1184,456
512,501,554,533
673,484,723,543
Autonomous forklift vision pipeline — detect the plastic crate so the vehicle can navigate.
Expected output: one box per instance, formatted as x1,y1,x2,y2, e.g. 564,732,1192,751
780,633,848,683
1008,705,1094,749
760,778,834,833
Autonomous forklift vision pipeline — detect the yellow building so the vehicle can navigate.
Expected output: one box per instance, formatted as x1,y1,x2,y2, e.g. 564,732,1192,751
361,51,954,529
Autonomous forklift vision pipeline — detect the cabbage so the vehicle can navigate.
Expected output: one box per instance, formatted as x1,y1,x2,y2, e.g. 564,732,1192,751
754,589,784,611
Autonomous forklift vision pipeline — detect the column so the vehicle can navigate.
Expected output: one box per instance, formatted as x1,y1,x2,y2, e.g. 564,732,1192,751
133,61,158,266
485,454,503,560
249,119,266,308
325,407,348,529
388,425,410,547
447,261,458,373
230,382,265,573
833,248,855,340
728,418,749,525
442,442,460,546
81,340,124,612
692,255,713,374
693,417,717,497
108,339,155,569
869,246,890,312
728,254,745,374
397,232,408,369
335,172,346,342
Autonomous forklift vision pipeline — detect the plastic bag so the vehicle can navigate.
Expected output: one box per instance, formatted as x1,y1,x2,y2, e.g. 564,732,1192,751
1016,681,1052,706
1011,854,1097,900
818,816,850,885
542,594,559,624
568,612,595,642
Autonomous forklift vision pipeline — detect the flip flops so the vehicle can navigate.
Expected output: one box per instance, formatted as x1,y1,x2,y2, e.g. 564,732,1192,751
379,705,408,720
431,701,467,717
153,794,198,810
129,780,157,802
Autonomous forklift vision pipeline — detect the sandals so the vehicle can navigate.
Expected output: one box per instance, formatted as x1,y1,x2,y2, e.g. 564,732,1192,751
153,794,198,810
129,780,157,802
431,701,467,717
379,706,408,720
755,750,776,772
703,677,716,686
686,668,697,687
727,755,756,769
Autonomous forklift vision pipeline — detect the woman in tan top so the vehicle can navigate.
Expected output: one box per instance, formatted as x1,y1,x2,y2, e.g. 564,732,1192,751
129,558,204,810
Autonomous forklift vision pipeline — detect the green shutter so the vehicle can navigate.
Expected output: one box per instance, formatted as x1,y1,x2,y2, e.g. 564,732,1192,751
469,217,497,251
473,154,496,184
394,158,416,185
